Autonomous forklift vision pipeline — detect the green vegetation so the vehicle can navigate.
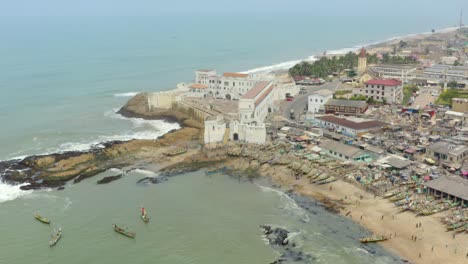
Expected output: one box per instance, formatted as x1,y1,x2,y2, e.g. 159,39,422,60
289,52,416,78
436,88,468,106
402,84,419,105
447,81,458,89
335,90,353,96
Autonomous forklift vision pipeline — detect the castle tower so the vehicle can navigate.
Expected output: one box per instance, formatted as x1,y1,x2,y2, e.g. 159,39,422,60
357,47,367,74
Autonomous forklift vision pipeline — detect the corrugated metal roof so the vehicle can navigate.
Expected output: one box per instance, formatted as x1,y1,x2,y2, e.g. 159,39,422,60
424,176,468,201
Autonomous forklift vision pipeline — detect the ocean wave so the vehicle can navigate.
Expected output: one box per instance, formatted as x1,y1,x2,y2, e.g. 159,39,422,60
114,92,140,97
0,181,33,204
257,185,310,223
5,110,180,161
243,26,460,74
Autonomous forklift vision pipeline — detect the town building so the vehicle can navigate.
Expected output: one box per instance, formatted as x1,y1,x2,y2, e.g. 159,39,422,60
354,79,403,104
204,115,227,144
307,89,334,113
424,65,468,82
188,83,209,97
319,139,374,162
324,99,368,115
312,115,389,138
452,98,468,112
426,141,468,168
369,64,418,82
424,176,468,206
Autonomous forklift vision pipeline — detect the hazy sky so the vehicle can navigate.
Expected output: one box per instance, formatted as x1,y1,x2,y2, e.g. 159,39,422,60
1,0,467,17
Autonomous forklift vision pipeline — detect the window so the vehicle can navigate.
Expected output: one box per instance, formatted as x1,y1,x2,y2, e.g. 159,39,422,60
212,126,215,131
377,91,380,94
315,99,318,102
366,90,368,93
320,99,323,103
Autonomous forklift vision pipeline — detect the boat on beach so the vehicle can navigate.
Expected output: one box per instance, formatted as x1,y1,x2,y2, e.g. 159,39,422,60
360,235,389,243
166,147,187,156
49,228,62,247
113,224,136,238
34,213,50,224
384,190,400,198
317,176,337,185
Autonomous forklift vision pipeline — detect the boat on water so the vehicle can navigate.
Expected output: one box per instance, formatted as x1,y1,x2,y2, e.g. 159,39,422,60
166,147,187,156
34,213,50,224
360,235,389,243
205,166,227,175
140,207,150,223
112,224,136,238
49,228,62,247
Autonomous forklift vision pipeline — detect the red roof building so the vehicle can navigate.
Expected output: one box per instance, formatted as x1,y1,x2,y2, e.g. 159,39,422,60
358,78,403,104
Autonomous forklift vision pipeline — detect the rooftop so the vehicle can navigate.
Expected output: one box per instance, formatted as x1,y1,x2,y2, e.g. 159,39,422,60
197,69,215,73
316,115,389,130
427,141,468,156
311,89,334,97
320,139,367,159
359,47,367,58
255,85,274,106
189,83,209,89
372,64,418,70
424,176,468,201
223,72,249,78
366,79,402,86
325,99,368,108
242,81,271,100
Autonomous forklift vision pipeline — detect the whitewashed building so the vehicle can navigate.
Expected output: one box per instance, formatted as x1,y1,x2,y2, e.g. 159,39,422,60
192,70,259,100
354,79,403,104
308,89,334,113
204,81,275,145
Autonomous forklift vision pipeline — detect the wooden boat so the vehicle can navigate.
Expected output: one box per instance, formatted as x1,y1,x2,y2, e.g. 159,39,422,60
447,222,464,231
394,199,410,206
49,228,62,247
384,190,400,199
360,235,388,243
312,175,329,184
34,213,50,224
112,224,136,238
389,193,408,202
317,177,337,185
166,147,187,156
205,167,227,175
140,207,150,223
453,226,466,233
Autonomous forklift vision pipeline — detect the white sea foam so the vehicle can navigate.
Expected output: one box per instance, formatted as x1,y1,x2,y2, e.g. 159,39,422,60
0,181,33,204
132,169,158,177
257,185,310,223
114,92,140,97
243,26,460,75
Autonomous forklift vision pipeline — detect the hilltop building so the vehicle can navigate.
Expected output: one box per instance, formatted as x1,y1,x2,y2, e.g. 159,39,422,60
308,89,334,113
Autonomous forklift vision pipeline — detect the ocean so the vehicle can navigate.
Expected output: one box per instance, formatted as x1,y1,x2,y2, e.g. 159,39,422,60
0,12,462,263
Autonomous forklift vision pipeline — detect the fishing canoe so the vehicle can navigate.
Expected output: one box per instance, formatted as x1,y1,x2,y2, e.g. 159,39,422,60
384,190,400,199
49,228,62,247
360,235,388,243
34,213,50,224
447,222,464,231
453,226,466,233
113,224,136,238
317,177,337,185
166,148,187,156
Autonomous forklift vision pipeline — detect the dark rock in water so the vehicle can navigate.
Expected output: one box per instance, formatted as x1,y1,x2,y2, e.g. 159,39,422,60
137,176,168,185
97,174,122,184
57,186,65,191
260,225,289,246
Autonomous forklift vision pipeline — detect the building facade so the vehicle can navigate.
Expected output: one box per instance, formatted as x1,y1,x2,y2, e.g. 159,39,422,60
308,89,334,113
426,141,468,166
324,99,368,115
193,70,260,100
452,98,468,112
424,65,468,82
357,48,367,74
369,64,417,82
355,79,403,104
319,139,374,162
312,115,389,138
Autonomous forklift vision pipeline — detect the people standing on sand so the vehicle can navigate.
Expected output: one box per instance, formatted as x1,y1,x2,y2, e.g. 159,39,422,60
381,215,384,220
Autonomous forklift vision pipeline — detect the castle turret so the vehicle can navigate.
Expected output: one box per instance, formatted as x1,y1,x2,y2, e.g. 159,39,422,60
357,48,367,74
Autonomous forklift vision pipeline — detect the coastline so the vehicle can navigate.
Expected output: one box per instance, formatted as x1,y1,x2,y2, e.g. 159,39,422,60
0,24,466,263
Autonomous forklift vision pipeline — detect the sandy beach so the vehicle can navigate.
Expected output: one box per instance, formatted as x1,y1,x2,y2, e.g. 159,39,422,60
260,164,468,264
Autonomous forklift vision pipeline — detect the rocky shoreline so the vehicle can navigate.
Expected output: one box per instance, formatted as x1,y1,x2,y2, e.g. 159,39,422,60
0,93,203,191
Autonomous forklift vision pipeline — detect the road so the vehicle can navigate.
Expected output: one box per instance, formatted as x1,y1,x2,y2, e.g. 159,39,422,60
282,80,343,122
411,87,440,108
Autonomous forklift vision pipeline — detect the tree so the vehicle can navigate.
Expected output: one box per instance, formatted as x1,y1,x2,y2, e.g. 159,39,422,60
399,40,408,48
453,60,461,66
347,70,357,78
448,81,458,89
